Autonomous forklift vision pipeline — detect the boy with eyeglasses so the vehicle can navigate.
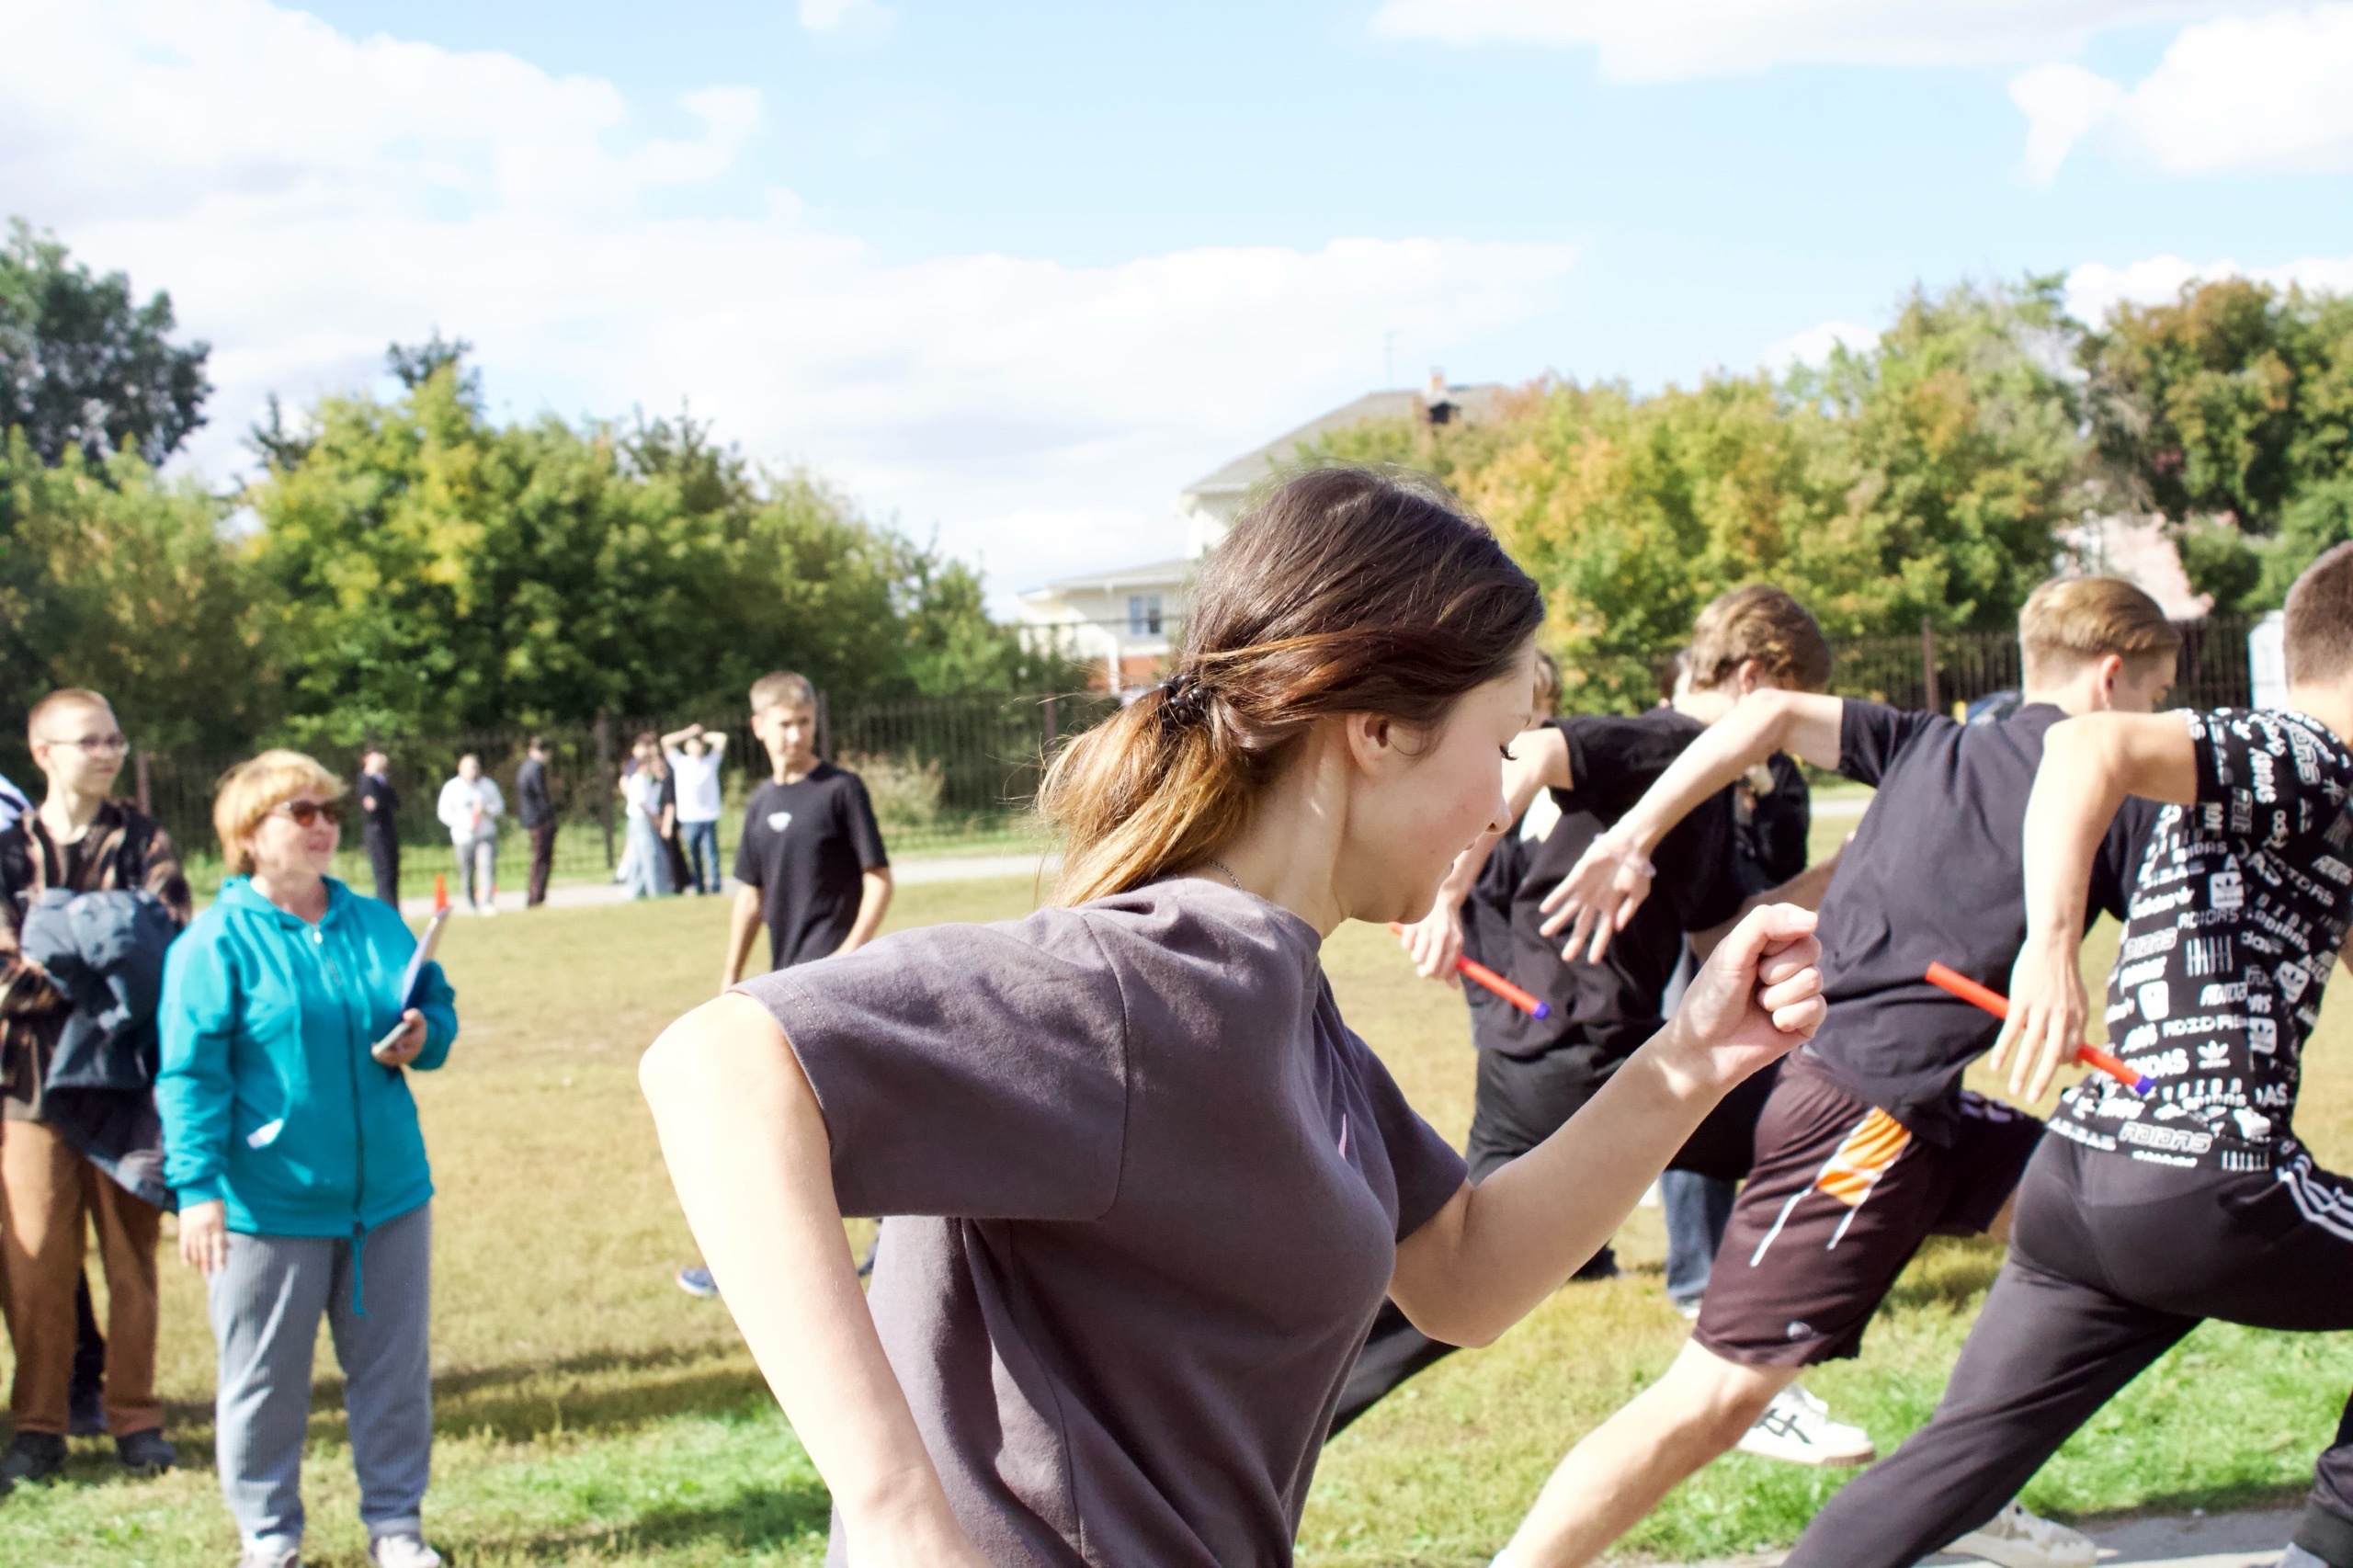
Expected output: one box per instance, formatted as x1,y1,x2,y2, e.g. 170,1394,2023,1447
0,687,191,1488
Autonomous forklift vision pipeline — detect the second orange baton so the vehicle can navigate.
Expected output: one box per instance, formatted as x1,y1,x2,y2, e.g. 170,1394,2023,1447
1923,961,2154,1096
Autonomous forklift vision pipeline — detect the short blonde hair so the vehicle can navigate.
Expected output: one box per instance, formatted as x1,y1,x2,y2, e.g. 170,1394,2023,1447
749,670,817,714
1532,647,1563,716
2018,576,2180,684
214,749,347,877
27,687,114,744
1685,585,1832,694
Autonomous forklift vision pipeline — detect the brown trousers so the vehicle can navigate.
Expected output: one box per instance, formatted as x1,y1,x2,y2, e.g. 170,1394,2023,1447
0,1117,163,1436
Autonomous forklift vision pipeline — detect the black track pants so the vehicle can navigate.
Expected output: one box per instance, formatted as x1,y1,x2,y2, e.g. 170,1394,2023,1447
1783,1135,2353,1568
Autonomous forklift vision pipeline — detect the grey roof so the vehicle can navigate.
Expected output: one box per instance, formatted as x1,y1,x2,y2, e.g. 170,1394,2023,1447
1029,557,1198,597
1182,383,1511,497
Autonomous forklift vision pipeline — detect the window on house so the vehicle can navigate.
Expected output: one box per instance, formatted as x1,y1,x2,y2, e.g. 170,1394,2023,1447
1129,593,1163,636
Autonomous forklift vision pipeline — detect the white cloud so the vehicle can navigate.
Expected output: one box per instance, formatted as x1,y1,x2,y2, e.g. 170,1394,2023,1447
1,0,1575,603
2012,4,2353,179
1759,319,1879,369
2063,250,2353,324
1370,1,2241,81
796,0,891,40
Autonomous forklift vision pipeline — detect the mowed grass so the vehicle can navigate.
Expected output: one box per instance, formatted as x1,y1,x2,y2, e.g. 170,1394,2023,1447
5,825,2350,1567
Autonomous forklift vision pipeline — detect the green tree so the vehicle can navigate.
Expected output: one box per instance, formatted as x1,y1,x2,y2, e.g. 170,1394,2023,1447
0,429,271,753
0,220,211,467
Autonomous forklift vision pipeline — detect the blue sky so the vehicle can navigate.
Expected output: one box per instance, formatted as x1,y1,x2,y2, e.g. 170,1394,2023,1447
5,1,2349,605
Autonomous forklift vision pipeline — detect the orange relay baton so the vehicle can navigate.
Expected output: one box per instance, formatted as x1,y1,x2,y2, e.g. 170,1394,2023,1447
1923,961,2154,1096
1388,924,1552,1019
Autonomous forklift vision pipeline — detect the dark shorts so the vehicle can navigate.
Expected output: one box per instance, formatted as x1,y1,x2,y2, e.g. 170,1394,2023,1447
1466,1041,1778,1185
1694,1053,2042,1368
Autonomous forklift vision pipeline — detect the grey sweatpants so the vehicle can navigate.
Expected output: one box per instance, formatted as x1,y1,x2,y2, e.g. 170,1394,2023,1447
208,1203,433,1551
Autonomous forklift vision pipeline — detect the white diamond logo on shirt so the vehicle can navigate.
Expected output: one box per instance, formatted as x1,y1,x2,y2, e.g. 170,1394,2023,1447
767,811,793,833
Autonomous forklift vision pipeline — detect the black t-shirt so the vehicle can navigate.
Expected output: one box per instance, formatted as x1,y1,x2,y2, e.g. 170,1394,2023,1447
2050,707,2353,1174
733,762,891,970
358,771,400,838
1805,699,2159,1144
1734,753,1811,895
1460,711,1748,1064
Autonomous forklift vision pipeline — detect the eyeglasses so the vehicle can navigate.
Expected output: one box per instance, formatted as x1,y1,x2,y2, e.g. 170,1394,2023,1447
39,733,130,754
273,800,345,827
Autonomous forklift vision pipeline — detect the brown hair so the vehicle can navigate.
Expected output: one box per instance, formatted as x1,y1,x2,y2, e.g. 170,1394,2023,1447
26,687,114,742
1039,467,1543,905
2286,542,2353,685
750,671,817,713
1532,647,1563,716
214,750,346,877
2018,575,2180,684
1684,585,1831,693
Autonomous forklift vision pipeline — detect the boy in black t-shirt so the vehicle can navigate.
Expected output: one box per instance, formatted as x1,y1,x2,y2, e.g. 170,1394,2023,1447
1491,577,2181,1568
1334,588,1844,1438
685,673,892,1301
721,672,892,990
1786,546,2353,1568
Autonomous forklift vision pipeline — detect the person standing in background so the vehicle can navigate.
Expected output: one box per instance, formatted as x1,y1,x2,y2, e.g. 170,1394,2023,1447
619,739,674,901
357,750,400,908
660,723,728,895
515,739,556,909
0,687,190,1488
434,756,503,915
719,673,891,988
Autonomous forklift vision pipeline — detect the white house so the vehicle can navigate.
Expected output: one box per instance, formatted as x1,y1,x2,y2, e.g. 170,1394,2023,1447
1018,371,1508,693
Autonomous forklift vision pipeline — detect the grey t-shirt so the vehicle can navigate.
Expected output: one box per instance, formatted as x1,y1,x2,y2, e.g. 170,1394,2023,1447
738,877,1468,1567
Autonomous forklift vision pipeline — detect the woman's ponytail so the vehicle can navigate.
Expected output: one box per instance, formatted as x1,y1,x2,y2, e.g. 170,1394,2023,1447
1040,466,1543,906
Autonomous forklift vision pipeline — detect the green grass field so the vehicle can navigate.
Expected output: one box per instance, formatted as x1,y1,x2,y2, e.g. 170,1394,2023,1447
6,824,2352,1567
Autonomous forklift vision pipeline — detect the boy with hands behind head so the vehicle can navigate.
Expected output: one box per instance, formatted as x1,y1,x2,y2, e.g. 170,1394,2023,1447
1782,544,2353,1568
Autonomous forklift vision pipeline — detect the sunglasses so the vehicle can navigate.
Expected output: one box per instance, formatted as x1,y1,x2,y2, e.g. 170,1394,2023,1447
274,800,346,827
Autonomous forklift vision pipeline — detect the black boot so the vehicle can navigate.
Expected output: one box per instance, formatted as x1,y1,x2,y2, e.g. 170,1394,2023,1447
0,1430,67,1492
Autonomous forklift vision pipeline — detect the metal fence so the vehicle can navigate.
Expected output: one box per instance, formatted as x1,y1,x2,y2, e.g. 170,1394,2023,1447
1827,614,2256,716
0,614,2266,885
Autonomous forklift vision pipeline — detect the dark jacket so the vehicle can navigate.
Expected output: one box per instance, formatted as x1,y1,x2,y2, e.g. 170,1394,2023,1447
516,756,554,829
358,771,401,840
0,801,191,1206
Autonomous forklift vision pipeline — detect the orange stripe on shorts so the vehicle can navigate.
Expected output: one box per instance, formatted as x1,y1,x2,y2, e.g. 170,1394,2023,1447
1813,1108,1912,1208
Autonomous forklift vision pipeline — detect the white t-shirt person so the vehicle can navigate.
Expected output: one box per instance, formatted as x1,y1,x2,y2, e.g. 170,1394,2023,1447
437,774,505,843
667,747,725,826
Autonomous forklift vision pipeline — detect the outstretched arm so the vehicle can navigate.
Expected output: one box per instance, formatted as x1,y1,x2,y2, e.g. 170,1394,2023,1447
643,997,987,1566
1390,904,1824,1347
1540,691,1845,962
1988,713,2196,1102
1398,724,1571,982
660,722,705,750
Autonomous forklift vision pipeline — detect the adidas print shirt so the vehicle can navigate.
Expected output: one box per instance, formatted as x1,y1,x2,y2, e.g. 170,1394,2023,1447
2051,707,2353,1173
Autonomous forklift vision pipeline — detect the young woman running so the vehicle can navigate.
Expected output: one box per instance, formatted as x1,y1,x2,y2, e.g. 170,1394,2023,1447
639,467,1827,1567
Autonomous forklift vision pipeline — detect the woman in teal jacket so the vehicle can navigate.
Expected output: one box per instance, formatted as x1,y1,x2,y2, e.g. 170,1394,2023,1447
157,750,457,1568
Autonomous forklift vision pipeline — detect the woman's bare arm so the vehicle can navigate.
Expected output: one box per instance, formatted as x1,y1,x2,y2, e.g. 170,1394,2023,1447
1390,904,1824,1347
642,994,986,1566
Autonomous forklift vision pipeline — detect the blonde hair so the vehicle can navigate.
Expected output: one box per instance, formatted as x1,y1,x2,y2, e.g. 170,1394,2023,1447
214,749,347,877
2018,576,2180,684
26,687,114,743
750,671,817,714
1532,648,1563,716
1685,585,1832,694
1038,467,1543,905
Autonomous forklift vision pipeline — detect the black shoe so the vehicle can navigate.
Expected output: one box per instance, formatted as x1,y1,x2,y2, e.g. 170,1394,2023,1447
1571,1247,1620,1282
117,1428,176,1475
1,1431,67,1491
68,1380,106,1437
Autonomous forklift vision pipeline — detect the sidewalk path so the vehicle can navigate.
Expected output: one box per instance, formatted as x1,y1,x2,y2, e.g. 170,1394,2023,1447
1658,1506,2299,1567
397,850,1060,918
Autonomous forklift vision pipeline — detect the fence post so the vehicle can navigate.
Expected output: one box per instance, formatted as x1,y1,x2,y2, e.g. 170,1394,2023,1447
1919,617,1940,715
133,750,152,816
594,710,615,869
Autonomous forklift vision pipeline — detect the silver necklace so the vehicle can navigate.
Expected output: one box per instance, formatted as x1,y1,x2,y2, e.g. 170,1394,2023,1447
1203,856,1243,891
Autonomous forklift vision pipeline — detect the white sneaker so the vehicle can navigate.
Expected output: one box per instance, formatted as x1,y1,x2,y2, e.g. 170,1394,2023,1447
1949,1499,2097,1568
368,1537,443,1568
1733,1383,1875,1467
239,1545,301,1568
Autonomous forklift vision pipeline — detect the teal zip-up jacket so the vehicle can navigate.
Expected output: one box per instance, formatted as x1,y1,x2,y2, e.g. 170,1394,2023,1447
158,877,457,1237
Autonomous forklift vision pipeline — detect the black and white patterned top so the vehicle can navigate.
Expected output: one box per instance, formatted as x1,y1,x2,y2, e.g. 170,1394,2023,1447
2050,708,2353,1173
